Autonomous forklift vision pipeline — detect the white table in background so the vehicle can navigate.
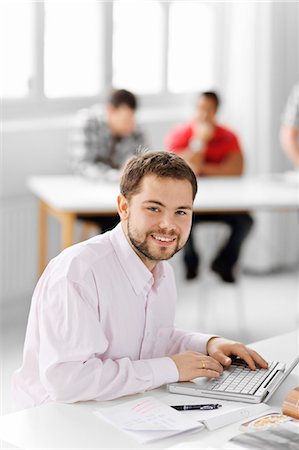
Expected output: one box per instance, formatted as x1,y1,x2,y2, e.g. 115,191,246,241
27,173,299,275
0,331,298,450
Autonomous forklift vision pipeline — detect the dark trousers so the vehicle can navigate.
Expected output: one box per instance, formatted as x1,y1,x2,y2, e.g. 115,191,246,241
184,213,254,272
77,214,120,234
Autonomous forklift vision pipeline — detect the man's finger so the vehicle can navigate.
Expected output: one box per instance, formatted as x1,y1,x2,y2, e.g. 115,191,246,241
248,349,268,368
196,358,223,373
232,348,257,370
210,350,232,366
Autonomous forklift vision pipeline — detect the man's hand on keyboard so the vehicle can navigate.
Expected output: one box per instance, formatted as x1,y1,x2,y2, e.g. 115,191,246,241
206,337,268,371
170,351,224,381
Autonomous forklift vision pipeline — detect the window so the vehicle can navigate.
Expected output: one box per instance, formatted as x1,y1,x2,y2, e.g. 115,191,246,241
168,2,214,93
2,0,216,105
0,1,34,98
112,0,163,94
44,0,103,98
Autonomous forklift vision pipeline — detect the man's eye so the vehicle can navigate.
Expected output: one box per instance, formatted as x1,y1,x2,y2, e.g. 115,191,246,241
148,207,159,212
176,210,187,216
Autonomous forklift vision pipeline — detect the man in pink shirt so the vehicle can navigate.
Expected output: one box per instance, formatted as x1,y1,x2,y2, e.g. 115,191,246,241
165,92,253,283
12,152,267,409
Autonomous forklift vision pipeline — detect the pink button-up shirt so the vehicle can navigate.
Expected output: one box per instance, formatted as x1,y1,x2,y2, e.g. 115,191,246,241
12,224,213,409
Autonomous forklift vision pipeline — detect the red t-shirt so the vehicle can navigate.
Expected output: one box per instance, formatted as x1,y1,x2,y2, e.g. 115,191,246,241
165,122,241,164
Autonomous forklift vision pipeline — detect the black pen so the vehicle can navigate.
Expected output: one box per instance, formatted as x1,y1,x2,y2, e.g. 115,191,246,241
171,404,222,411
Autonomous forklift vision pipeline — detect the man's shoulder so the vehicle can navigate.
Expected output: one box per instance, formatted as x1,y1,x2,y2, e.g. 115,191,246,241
74,104,105,127
49,232,114,282
215,124,239,140
211,125,242,154
129,126,145,142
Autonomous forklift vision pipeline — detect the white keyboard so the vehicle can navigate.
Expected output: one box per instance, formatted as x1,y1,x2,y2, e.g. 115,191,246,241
207,361,277,395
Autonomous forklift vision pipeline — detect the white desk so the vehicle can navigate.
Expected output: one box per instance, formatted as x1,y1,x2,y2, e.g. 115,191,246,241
1,331,298,450
27,173,299,275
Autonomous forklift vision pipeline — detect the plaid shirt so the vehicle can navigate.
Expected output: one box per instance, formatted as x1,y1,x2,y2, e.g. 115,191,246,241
282,83,299,128
69,104,146,180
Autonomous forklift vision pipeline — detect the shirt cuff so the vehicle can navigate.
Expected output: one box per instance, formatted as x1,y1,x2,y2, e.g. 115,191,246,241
146,357,179,389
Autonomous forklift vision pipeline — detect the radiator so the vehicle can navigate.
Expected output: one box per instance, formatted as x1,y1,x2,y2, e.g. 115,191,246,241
0,196,38,304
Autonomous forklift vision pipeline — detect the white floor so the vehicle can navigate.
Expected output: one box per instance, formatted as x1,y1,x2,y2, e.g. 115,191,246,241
1,257,298,417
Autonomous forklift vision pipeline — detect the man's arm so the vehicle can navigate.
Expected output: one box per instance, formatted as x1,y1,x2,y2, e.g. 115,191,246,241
200,152,244,176
280,125,299,167
39,279,267,398
38,277,180,403
177,150,243,177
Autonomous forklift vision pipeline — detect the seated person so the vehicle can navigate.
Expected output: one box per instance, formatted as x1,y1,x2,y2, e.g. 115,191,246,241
12,151,267,409
165,91,253,282
69,88,146,233
280,82,299,167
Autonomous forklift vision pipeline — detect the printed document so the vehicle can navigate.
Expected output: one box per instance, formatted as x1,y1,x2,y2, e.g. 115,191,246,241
94,396,204,443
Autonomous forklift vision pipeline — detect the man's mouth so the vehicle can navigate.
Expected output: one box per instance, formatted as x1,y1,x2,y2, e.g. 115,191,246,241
151,234,176,243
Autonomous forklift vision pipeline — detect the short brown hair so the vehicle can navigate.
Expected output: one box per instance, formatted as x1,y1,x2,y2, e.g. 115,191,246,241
200,91,220,110
120,151,197,201
108,89,137,110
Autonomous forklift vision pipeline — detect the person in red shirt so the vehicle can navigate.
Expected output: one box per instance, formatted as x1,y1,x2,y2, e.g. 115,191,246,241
165,92,253,283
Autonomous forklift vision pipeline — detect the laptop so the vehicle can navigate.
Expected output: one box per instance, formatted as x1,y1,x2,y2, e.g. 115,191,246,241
167,355,299,404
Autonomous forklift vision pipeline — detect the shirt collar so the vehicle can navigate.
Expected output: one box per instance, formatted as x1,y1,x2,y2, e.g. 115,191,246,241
109,223,166,295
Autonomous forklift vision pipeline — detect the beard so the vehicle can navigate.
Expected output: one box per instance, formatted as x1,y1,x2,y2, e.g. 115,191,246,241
127,221,184,262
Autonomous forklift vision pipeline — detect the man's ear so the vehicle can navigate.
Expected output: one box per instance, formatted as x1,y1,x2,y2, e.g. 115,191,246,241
117,194,129,220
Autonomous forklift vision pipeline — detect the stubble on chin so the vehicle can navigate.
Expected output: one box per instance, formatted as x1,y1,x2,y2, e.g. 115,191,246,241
128,225,184,262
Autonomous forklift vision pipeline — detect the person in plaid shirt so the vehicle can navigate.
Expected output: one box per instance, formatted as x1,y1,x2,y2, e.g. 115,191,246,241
69,89,147,233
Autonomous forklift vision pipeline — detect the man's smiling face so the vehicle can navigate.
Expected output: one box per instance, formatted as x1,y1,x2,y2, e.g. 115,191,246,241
118,174,194,271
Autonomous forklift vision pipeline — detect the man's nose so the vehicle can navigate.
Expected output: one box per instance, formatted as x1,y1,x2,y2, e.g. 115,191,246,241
158,214,177,232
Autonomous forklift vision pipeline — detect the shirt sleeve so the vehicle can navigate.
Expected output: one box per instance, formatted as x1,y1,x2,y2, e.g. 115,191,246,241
38,276,179,404
154,327,217,356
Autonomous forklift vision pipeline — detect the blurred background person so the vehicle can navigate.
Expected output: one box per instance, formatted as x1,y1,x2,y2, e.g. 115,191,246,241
165,92,253,283
280,83,299,168
69,88,146,233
